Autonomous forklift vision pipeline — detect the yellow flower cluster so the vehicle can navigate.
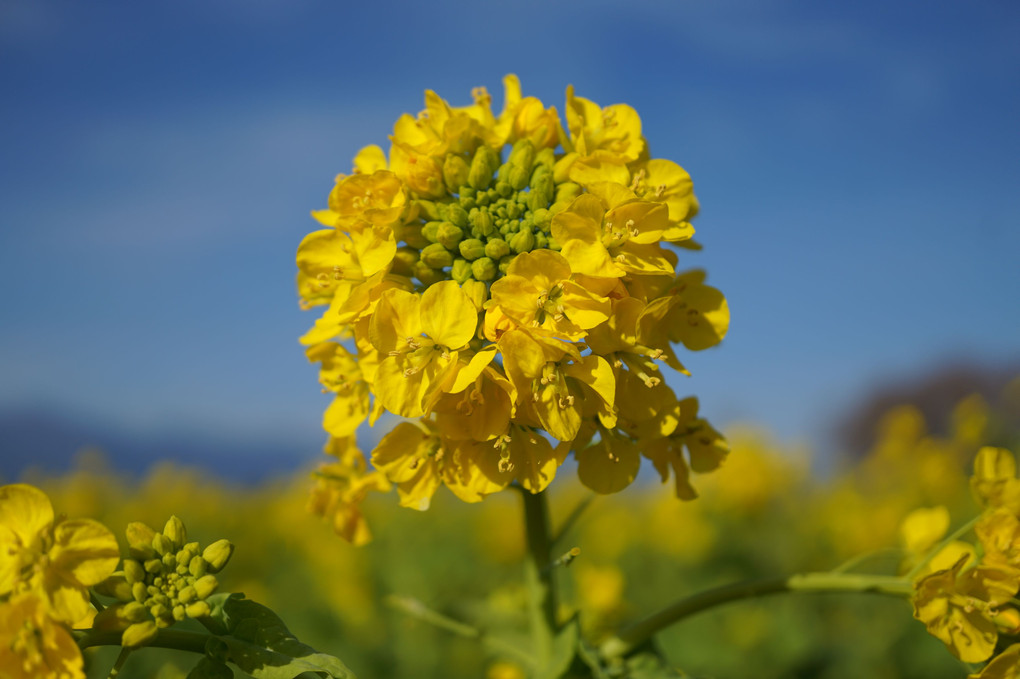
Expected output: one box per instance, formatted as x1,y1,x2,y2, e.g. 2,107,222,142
0,483,119,679
906,447,1020,673
297,76,729,531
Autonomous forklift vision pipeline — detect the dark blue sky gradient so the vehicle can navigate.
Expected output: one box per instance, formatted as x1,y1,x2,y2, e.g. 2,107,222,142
1,0,1018,468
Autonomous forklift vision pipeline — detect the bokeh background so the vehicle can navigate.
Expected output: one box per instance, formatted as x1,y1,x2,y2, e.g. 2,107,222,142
1,0,1018,478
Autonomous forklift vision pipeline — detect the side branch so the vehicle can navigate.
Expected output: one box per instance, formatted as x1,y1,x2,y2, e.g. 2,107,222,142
599,572,913,659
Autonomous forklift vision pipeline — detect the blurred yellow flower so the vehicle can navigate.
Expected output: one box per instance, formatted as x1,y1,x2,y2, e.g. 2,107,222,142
0,594,84,679
0,484,119,624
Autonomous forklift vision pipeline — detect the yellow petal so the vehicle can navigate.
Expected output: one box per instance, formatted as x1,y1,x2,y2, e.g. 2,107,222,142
0,484,53,546
420,281,477,349
50,519,120,587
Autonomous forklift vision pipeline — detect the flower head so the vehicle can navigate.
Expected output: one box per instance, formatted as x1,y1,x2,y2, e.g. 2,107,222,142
296,77,730,529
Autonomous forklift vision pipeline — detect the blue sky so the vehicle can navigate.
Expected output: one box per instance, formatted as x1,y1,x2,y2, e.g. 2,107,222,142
1,0,1018,468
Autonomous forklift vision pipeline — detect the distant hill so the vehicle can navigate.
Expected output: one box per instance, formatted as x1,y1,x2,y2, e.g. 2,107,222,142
0,405,325,484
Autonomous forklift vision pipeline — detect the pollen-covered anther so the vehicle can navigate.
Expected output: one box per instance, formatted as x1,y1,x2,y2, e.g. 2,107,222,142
644,376,661,388
332,266,344,281
402,366,421,378
648,348,664,360
557,394,575,409
405,337,421,350
612,358,623,368
497,457,514,473
627,220,639,237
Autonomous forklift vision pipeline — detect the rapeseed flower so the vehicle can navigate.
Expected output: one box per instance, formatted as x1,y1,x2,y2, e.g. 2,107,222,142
296,76,729,536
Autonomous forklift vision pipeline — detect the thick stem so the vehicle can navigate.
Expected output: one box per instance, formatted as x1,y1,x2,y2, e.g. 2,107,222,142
76,629,210,654
599,572,913,659
521,489,558,663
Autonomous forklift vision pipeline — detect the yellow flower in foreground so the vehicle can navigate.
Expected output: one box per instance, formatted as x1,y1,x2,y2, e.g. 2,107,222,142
971,644,1020,679
0,594,84,679
296,76,730,519
913,556,1017,663
0,484,119,624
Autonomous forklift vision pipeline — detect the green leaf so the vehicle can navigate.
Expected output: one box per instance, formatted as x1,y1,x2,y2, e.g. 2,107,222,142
187,656,233,679
537,615,580,679
198,593,355,679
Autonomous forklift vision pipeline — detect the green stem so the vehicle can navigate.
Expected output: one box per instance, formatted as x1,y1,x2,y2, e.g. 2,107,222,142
551,494,595,546
89,591,107,614
906,515,981,580
107,647,132,678
521,488,558,664
75,629,210,654
599,572,913,659
385,595,534,667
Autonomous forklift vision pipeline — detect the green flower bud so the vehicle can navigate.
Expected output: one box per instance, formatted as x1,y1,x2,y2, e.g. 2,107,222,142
496,162,510,184
189,556,208,578
151,533,171,557
162,552,177,570
422,221,442,243
391,246,419,277
458,238,486,260
531,208,551,229
498,257,513,274
144,558,162,574
475,190,491,207
436,222,464,249
201,539,234,574
126,522,157,560
421,243,454,269
484,238,511,260
556,182,582,203
150,603,168,620
414,199,442,221
95,574,133,601
535,232,549,249
458,195,476,211
462,280,488,310
193,574,219,600
471,257,497,281
508,139,536,177
401,224,429,250
124,560,145,585
178,585,197,604
470,209,494,236
529,176,554,212
132,581,147,603
413,261,445,286
186,601,212,619
459,186,476,199
469,145,499,190
162,516,186,550
534,147,556,171
122,601,149,624
445,203,469,229
443,154,470,194
122,621,158,648
507,165,529,191
495,180,513,198
510,229,536,254
450,258,473,284
506,202,522,219
547,236,561,251
173,604,186,622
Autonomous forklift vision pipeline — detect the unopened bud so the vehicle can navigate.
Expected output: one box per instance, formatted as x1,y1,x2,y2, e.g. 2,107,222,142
186,601,212,619
126,522,157,560
451,259,473,284
458,238,486,261
495,180,513,198
462,280,489,310
173,605,187,622
484,238,510,260
510,229,536,254
555,182,581,203
392,246,419,277
436,222,464,249
507,165,529,191
420,243,454,269
178,585,197,604
95,574,133,601
124,560,146,585
421,221,442,243
470,210,495,237
144,558,163,574
443,154,470,194
151,534,171,557
201,539,234,574
401,224,428,250
122,601,149,624
534,147,556,171
471,257,497,282
498,257,513,274
508,139,536,177
468,145,499,190
132,582,148,603
193,574,219,600
189,556,208,579
413,261,445,286
414,199,442,221
445,204,469,229
162,516,186,550
122,621,158,648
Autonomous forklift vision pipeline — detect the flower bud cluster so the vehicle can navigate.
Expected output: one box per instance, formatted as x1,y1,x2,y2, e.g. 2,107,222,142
95,515,234,647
